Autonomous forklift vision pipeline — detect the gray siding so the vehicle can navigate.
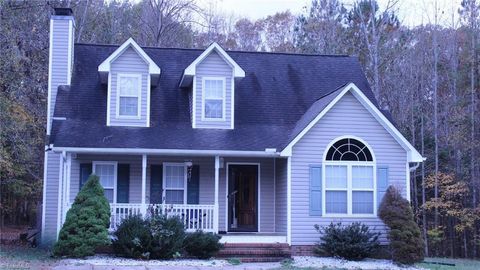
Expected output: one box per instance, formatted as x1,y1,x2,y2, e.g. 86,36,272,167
48,17,73,130
109,47,149,127
275,158,288,233
68,155,278,233
43,151,62,245
194,51,233,129
70,155,215,205
290,92,408,245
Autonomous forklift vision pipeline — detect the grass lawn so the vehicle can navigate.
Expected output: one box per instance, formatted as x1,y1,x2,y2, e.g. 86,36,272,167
0,244,57,270
418,257,480,270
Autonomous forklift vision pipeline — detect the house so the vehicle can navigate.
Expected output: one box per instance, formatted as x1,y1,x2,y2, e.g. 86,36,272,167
42,8,424,255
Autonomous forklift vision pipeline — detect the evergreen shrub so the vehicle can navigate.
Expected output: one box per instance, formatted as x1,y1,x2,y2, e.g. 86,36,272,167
184,230,223,259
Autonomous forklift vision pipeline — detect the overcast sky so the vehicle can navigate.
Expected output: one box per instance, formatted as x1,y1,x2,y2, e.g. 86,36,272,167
198,0,464,27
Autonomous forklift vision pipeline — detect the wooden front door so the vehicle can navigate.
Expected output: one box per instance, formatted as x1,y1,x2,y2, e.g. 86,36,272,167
228,164,258,232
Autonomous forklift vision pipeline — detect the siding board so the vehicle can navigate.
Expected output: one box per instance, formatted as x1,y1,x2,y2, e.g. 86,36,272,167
290,92,407,245
109,47,149,127
195,51,233,129
43,151,61,245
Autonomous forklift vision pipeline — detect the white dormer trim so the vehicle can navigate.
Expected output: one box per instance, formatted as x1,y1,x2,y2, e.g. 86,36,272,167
280,82,424,163
184,42,245,78
98,38,160,75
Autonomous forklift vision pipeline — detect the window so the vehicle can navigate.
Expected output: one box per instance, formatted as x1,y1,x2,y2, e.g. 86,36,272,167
163,163,187,204
323,137,375,216
93,162,117,203
117,74,141,117
202,78,225,120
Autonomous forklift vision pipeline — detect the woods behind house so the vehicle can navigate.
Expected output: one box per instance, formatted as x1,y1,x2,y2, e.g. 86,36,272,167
0,0,479,258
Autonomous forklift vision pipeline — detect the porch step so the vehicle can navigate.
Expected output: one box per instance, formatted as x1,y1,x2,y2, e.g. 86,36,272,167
217,243,291,263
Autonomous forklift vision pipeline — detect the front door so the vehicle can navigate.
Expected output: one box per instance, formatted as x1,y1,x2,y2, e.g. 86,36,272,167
228,164,258,232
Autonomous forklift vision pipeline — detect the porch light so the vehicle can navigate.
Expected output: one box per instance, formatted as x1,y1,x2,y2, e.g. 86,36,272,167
185,161,193,181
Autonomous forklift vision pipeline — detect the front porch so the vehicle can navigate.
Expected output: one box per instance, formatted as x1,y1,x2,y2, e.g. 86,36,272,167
58,153,288,242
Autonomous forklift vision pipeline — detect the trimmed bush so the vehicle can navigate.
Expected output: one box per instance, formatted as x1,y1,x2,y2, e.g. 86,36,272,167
184,231,223,259
53,175,110,258
378,186,424,265
112,215,153,259
314,222,380,261
149,213,186,259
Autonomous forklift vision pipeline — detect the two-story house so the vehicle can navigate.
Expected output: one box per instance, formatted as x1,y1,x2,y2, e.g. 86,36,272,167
42,8,424,255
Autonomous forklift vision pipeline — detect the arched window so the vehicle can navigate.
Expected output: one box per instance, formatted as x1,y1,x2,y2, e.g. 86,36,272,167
323,137,376,216
325,138,373,161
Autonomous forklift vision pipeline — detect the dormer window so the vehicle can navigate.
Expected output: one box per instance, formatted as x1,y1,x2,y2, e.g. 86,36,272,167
98,38,160,127
118,74,141,118
181,43,245,129
203,77,225,120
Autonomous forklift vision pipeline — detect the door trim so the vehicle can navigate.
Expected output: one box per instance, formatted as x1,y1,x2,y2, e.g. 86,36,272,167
225,162,261,232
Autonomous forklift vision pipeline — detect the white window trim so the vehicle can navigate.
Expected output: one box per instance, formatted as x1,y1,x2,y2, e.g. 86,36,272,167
201,76,226,121
162,162,188,204
322,161,377,218
92,161,118,204
116,73,142,119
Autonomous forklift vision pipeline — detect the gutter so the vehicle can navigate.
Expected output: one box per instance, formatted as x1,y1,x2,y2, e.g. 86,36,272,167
51,146,283,157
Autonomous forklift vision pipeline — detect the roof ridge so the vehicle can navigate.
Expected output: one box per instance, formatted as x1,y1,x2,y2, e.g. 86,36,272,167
74,42,353,58
315,83,349,101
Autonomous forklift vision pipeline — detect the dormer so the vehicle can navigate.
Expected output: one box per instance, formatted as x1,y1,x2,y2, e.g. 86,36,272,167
181,43,245,129
98,38,160,127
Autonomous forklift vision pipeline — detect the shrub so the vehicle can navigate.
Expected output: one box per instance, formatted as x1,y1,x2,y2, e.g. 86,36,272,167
112,215,153,259
378,186,424,265
184,231,223,259
53,175,110,258
149,213,186,259
314,222,380,261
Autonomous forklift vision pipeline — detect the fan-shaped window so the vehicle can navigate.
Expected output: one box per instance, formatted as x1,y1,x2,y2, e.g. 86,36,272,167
326,138,373,161
322,137,376,216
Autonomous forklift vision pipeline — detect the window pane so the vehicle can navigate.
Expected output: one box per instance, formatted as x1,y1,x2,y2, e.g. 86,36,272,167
205,80,223,99
205,100,223,119
119,97,138,116
95,164,114,188
166,190,184,204
165,165,184,188
325,191,347,214
119,76,139,96
104,189,114,203
352,191,374,214
352,166,373,189
325,165,347,189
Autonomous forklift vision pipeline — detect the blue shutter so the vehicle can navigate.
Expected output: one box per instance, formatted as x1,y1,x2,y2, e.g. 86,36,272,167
150,165,163,204
187,165,200,204
117,164,130,203
377,166,389,209
79,163,92,190
310,165,322,216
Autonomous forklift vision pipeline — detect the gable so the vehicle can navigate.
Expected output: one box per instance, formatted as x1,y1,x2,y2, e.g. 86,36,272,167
193,50,234,129
282,83,423,162
294,92,406,159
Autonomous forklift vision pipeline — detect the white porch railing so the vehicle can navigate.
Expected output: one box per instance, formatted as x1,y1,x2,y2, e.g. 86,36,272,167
109,203,216,232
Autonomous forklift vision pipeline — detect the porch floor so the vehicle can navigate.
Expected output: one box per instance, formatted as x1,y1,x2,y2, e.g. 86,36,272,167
219,233,287,244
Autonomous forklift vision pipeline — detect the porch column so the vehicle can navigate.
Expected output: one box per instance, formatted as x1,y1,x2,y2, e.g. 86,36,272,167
141,154,147,216
214,156,220,233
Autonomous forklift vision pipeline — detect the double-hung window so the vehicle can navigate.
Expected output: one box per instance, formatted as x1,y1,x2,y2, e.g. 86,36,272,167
117,74,141,118
202,77,225,120
163,163,187,204
323,138,375,216
93,161,117,203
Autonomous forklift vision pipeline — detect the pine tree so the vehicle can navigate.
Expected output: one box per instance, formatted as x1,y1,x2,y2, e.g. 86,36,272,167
53,175,111,258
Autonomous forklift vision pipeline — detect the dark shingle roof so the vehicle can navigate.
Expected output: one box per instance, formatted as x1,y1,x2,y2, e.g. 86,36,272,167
50,44,375,151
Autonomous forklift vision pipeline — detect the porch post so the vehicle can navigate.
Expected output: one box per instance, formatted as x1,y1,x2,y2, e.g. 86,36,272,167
214,155,220,233
141,154,147,216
